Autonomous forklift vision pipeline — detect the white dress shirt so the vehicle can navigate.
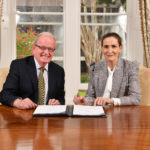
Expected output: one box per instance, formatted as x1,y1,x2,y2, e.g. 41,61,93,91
34,58,48,104
103,67,121,106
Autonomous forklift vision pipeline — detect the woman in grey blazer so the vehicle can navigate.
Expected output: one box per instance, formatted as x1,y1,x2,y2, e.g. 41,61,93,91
73,32,141,106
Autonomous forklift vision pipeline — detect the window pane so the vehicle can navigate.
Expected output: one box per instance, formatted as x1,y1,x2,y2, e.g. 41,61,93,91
17,15,63,23
55,43,63,56
16,25,63,40
16,0,63,12
81,0,126,13
53,61,63,67
81,61,89,83
16,25,63,58
81,15,126,24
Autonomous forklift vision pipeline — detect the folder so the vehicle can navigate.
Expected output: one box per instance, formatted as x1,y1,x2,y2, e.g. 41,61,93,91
33,105,106,117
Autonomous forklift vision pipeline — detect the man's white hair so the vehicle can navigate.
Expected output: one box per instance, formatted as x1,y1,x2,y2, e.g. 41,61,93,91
34,32,56,45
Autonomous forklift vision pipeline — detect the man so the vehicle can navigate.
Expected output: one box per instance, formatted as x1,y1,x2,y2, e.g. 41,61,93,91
0,32,65,109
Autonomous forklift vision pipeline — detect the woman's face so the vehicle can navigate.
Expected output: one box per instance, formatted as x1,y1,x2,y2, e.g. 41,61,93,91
102,37,122,64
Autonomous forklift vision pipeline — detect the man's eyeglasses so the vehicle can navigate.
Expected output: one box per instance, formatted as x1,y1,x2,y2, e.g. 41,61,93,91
35,44,55,52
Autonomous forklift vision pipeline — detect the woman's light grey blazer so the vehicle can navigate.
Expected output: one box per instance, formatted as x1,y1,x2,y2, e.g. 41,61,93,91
86,58,141,105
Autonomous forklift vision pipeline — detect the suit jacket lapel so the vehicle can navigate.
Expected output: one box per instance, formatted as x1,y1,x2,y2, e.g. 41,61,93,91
111,58,124,98
48,62,55,99
27,56,38,93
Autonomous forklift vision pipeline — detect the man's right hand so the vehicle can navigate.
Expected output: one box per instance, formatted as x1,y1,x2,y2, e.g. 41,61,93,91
13,98,37,109
73,95,88,105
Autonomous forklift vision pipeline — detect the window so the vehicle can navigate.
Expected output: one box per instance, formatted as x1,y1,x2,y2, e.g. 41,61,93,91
16,0,64,67
80,0,127,86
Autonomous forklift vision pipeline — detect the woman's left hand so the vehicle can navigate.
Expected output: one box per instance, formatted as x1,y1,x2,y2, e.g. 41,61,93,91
94,97,114,106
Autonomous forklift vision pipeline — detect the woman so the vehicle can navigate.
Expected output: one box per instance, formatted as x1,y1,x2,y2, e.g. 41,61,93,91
73,32,141,106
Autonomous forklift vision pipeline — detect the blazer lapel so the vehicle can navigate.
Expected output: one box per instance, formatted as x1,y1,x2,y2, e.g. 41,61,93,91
96,61,108,97
111,58,124,98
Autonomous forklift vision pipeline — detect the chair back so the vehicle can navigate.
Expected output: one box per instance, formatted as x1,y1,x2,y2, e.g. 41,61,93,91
0,68,9,91
139,66,150,105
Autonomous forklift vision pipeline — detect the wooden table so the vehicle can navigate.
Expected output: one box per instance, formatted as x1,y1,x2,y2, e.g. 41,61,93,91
0,105,150,150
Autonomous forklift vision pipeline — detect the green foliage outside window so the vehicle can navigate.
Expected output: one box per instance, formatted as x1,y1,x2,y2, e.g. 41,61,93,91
16,27,38,59
81,75,89,83
78,90,86,96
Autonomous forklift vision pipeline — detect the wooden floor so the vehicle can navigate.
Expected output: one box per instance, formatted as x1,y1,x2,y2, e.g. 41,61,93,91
0,105,150,150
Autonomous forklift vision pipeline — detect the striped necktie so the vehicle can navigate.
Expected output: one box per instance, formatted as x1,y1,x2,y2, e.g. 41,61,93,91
38,67,45,105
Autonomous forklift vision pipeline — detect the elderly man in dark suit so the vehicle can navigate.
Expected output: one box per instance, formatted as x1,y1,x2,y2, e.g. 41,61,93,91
0,32,65,109
74,32,141,106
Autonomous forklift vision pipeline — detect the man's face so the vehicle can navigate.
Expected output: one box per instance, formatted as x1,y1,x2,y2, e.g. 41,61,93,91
32,35,56,67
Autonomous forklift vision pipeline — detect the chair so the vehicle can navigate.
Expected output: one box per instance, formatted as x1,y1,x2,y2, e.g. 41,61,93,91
139,66,150,105
0,68,9,91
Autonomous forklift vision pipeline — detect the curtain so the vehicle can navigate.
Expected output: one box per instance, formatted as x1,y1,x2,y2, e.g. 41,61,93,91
0,0,4,59
0,0,3,22
139,0,150,67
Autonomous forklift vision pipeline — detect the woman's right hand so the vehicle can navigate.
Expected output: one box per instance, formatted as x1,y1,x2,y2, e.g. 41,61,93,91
73,95,88,105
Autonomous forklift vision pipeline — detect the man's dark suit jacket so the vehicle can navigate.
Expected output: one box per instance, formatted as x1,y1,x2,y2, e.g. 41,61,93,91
0,56,65,106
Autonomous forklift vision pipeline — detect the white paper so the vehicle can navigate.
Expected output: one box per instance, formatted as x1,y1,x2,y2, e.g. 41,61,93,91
73,105,105,116
33,105,67,115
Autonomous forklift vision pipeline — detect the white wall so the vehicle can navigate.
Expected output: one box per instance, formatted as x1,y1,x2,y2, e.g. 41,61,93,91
0,0,16,68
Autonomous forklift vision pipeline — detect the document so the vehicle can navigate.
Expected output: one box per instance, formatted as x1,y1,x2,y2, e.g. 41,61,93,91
73,105,105,116
33,105,67,116
33,105,106,117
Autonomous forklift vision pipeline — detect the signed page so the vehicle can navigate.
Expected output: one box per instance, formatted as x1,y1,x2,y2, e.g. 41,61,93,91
73,105,105,116
33,105,67,116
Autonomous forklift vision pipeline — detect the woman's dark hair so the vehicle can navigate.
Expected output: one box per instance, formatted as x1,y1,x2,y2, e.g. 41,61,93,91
101,32,122,47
